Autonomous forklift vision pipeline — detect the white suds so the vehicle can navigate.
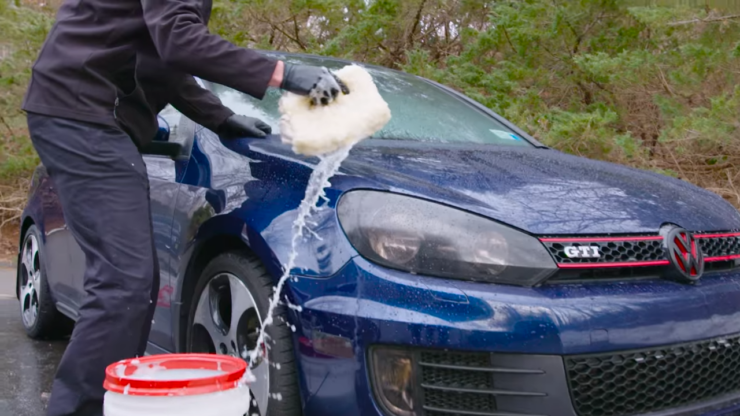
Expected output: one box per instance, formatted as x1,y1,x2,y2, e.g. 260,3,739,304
284,296,303,312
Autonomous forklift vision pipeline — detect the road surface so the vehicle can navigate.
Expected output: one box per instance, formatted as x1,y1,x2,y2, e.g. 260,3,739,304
0,267,67,416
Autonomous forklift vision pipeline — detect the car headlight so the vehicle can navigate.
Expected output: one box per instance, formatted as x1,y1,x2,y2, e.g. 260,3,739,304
337,190,557,286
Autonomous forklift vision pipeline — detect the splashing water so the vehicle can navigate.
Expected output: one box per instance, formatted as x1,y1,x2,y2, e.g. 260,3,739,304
246,144,353,375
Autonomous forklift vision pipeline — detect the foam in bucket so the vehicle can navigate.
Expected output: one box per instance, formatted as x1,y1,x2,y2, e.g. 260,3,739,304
127,368,226,381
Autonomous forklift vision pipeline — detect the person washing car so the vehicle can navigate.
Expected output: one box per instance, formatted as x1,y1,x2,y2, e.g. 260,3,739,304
21,0,348,415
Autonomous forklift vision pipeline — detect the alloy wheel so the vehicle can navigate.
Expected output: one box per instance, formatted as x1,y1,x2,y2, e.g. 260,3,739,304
191,273,269,415
19,233,41,329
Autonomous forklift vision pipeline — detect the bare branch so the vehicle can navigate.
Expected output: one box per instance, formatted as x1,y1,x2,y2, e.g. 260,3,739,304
0,116,14,137
668,13,740,26
407,0,428,48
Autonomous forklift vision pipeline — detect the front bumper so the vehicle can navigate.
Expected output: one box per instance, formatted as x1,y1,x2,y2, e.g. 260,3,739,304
286,256,740,416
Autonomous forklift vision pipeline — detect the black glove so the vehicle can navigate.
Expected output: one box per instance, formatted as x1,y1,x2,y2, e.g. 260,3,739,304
216,114,272,138
280,63,350,106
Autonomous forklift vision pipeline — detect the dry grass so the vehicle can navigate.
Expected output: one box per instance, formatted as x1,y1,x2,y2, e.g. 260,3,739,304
0,179,27,264
0,224,19,265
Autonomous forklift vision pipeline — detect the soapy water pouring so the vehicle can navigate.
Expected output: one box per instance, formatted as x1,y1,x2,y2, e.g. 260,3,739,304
177,69,390,416
243,64,391,389
244,145,353,382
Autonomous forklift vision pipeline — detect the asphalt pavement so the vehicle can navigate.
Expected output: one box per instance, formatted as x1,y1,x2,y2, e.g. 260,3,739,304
0,267,67,416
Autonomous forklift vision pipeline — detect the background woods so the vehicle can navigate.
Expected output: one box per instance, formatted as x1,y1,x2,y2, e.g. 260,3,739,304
2,0,740,255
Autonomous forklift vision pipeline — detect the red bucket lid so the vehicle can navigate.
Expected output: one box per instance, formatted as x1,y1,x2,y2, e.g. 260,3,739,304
104,353,247,396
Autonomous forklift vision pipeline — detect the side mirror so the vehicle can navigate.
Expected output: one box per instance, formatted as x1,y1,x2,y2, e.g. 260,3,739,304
154,116,170,142
141,115,185,159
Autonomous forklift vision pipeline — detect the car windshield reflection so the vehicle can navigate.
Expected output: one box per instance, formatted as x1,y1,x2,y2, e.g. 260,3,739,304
202,54,532,147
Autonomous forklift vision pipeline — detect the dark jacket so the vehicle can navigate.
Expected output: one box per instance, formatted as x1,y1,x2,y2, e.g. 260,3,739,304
135,52,234,138
22,0,278,147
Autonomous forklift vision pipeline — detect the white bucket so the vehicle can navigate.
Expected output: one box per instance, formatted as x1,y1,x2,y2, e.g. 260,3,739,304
102,353,251,416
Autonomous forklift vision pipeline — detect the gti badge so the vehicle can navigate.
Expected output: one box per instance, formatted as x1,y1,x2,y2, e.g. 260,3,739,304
564,245,601,258
662,225,704,282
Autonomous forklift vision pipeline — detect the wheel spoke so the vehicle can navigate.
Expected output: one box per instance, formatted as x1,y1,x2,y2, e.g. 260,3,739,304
227,275,256,340
19,285,31,302
21,241,34,281
27,235,38,273
21,255,32,280
32,270,41,294
193,285,227,347
23,307,33,325
29,297,37,319
21,287,37,327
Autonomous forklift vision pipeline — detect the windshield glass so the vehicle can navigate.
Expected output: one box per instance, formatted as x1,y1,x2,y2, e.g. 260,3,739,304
203,55,531,147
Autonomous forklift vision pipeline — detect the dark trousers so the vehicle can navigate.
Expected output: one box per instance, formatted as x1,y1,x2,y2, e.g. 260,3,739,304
26,113,160,416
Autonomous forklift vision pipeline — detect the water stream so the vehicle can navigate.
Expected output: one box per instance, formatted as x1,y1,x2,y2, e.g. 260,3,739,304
244,144,354,381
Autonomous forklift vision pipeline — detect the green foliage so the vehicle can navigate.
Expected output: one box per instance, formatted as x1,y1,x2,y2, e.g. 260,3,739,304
3,0,740,208
0,2,52,181
206,0,740,206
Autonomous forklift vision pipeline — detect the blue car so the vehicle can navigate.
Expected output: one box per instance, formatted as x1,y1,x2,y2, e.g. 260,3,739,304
15,52,740,416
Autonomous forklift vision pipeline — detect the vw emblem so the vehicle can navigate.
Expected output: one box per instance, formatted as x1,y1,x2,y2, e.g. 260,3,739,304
662,226,704,282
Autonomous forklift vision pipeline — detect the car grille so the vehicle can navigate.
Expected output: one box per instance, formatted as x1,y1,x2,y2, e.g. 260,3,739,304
565,333,740,416
414,350,568,416
700,233,740,259
539,231,740,281
540,232,740,266
420,351,501,415
542,237,665,265
371,346,740,416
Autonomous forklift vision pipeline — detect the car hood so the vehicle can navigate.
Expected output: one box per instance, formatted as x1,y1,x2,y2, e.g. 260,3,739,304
333,140,740,235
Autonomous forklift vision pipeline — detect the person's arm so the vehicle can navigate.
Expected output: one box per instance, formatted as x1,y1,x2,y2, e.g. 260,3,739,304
140,0,346,103
140,0,278,99
166,75,234,132
164,75,272,138
137,49,272,139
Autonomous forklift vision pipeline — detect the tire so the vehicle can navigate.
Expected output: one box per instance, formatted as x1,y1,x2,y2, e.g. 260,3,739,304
18,224,73,339
186,250,301,416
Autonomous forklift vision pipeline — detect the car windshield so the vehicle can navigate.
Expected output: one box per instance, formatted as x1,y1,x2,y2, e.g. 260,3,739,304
202,54,531,147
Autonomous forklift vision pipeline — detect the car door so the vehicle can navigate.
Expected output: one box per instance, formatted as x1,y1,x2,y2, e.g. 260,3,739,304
141,150,179,352
144,105,198,353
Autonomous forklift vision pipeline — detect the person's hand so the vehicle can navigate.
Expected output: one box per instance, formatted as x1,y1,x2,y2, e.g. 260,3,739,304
280,63,350,106
217,114,272,138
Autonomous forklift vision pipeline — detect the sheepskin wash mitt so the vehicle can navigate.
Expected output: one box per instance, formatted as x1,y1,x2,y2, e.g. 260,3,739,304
278,64,392,156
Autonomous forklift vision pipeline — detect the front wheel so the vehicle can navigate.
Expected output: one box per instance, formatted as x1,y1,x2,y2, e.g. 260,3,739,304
186,251,301,416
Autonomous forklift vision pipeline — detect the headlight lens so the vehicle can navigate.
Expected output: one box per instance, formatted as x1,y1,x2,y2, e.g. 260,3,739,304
337,190,557,286
370,347,417,416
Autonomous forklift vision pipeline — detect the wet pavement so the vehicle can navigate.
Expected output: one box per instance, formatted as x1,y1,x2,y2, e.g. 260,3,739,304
0,267,68,416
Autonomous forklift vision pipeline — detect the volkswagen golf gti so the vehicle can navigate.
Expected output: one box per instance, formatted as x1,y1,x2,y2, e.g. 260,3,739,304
14,52,740,416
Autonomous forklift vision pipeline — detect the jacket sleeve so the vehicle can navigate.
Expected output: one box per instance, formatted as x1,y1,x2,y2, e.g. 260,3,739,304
140,0,278,100
166,75,235,133
136,52,235,133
